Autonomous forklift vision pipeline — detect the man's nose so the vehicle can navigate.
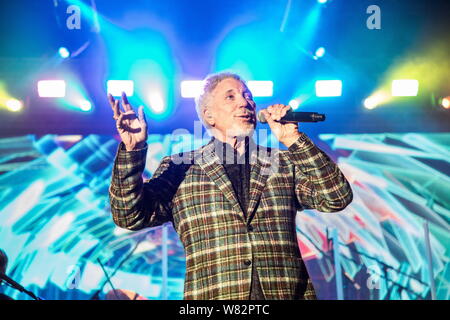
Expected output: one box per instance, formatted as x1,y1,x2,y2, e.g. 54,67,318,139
236,95,253,109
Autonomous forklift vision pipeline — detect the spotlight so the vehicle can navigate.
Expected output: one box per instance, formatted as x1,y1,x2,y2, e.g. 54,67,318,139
148,92,165,114
107,80,134,97
315,80,342,97
440,96,450,109
6,99,23,112
363,91,388,110
58,47,70,59
181,81,204,98
317,0,328,4
364,98,378,110
79,99,92,111
314,47,326,59
247,81,273,97
391,79,419,97
38,80,66,97
180,80,274,98
289,99,300,109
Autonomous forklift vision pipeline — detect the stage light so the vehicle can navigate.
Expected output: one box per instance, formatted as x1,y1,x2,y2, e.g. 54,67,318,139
79,99,92,112
289,99,300,110
440,96,450,109
38,80,66,97
58,47,70,59
6,99,23,112
181,80,273,98
181,81,204,98
107,80,134,97
317,0,328,4
314,47,326,59
363,91,389,109
148,92,165,114
391,79,419,97
363,97,378,110
315,80,342,97
247,81,273,97
363,91,388,109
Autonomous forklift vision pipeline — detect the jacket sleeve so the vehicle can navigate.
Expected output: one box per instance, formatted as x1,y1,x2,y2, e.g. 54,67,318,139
287,133,353,213
109,142,181,230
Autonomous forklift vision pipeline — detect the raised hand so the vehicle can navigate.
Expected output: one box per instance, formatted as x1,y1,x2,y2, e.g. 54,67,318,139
108,92,148,151
260,104,301,148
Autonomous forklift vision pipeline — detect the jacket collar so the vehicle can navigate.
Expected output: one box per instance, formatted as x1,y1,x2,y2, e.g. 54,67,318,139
194,137,275,223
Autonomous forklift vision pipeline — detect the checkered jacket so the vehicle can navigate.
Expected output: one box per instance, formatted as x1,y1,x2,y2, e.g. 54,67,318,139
109,133,353,300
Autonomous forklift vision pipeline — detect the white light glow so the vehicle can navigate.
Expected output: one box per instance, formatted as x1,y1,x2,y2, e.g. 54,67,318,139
180,80,204,98
38,80,66,98
107,80,134,97
6,99,23,112
79,99,92,111
247,81,273,97
391,79,419,97
289,99,300,109
315,80,342,97
148,92,165,113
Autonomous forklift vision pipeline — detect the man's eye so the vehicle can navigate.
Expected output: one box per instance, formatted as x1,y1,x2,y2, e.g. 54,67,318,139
226,95,234,100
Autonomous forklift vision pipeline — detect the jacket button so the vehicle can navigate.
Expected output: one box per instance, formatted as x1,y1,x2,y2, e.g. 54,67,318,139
247,225,254,232
244,260,252,266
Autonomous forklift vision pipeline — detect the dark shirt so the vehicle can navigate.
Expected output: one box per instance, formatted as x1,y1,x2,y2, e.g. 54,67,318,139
213,137,265,300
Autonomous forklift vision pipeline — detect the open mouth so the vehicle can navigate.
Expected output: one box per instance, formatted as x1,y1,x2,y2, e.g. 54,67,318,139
235,114,253,120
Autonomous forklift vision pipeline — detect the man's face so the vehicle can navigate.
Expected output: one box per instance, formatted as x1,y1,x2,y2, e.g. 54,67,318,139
206,78,257,139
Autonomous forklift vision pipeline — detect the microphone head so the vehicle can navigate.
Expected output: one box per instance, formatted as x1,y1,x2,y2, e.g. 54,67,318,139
257,110,268,123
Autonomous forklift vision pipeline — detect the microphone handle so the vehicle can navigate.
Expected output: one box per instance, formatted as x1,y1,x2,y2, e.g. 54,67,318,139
281,111,326,123
258,110,326,123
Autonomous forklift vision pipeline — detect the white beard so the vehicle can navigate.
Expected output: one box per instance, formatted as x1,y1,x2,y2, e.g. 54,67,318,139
226,123,255,138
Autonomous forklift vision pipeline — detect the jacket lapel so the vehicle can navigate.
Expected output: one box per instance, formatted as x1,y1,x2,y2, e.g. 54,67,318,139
195,140,245,221
246,145,274,223
194,139,276,224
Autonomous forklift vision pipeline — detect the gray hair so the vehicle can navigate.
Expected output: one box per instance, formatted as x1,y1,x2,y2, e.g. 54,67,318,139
195,72,246,129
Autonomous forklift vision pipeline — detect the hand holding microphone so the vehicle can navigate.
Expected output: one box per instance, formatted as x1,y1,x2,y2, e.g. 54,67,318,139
258,104,325,148
257,107,325,123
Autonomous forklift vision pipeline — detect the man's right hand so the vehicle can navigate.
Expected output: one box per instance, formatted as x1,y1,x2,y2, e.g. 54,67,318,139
108,92,148,151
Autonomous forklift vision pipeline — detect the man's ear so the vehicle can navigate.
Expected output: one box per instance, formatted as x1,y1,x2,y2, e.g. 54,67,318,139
204,109,215,126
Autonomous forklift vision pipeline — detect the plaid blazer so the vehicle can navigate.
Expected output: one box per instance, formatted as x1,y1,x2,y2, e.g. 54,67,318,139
109,133,353,300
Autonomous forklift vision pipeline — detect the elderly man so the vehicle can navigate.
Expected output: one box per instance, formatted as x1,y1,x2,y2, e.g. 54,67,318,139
108,72,353,300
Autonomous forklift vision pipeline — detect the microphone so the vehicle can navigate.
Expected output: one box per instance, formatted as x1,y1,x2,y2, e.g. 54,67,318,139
257,109,326,123
0,272,42,300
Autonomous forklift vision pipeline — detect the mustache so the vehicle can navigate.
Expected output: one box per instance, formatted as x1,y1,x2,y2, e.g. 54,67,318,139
234,112,255,116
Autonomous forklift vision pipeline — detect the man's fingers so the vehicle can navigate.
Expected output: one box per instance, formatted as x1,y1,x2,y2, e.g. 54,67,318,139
108,94,122,119
138,105,147,127
108,93,115,106
267,104,290,121
113,100,121,119
272,104,282,121
280,104,291,118
121,92,132,112
116,113,125,131
261,109,276,125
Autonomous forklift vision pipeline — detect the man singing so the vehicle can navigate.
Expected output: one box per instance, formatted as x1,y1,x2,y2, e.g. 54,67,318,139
108,72,353,300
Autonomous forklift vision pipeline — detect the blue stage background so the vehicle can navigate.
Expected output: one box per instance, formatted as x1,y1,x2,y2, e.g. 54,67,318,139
0,132,448,300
